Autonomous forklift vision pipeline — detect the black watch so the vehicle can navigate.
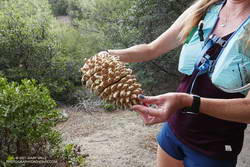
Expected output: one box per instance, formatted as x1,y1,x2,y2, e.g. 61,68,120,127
184,95,201,114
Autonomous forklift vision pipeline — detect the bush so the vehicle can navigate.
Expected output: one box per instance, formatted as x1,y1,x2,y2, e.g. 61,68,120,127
0,0,56,81
0,77,86,166
61,144,86,166
50,21,90,104
0,0,62,98
0,77,60,164
0,0,89,104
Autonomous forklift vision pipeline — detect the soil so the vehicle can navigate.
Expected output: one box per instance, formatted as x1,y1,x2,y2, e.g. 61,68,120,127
56,108,250,167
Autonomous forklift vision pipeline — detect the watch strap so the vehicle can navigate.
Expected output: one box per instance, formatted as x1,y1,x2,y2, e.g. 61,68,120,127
184,95,201,114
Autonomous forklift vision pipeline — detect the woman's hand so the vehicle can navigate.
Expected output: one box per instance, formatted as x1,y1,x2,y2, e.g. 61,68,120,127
132,93,191,125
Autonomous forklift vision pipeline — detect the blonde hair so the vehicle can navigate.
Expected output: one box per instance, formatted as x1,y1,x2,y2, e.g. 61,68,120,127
180,0,221,41
239,25,250,55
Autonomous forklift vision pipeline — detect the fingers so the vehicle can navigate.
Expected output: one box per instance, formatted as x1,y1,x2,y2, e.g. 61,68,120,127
136,109,163,125
146,117,163,125
132,104,167,125
136,110,150,123
138,94,162,105
132,105,162,117
98,50,109,56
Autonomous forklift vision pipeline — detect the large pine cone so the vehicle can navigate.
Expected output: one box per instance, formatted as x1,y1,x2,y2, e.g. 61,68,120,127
81,54,143,109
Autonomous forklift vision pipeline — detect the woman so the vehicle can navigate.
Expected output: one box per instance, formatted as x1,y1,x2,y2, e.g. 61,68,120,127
100,0,250,166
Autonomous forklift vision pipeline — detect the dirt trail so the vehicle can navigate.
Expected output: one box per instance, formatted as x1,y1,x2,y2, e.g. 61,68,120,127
56,109,250,167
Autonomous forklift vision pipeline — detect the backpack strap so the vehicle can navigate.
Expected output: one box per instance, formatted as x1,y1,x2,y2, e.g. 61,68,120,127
189,35,228,93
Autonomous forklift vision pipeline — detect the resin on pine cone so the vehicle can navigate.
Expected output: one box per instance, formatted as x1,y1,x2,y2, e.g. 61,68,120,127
81,54,143,109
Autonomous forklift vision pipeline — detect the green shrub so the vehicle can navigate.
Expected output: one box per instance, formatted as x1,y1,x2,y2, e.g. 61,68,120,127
0,77,60,163
0,0,56,81
0,0,61,97
0,0,88,104
102,102,117,112
61,144,86,166
0,77,86,166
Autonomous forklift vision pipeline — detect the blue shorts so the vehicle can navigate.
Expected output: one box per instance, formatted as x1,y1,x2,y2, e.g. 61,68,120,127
157,123,237,167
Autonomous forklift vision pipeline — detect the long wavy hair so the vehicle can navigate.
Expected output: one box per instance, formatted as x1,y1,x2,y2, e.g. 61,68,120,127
179,0,221,41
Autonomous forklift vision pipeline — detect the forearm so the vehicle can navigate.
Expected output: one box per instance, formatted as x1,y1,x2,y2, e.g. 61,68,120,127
200,97,250,123
108,44,156,63
109,28,182,63
181,93,250,123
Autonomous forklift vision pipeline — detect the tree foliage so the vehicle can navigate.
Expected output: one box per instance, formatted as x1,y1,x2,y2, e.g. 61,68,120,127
123,0,193,93
0,0,55,81
0,0,194,102
66,0,136,54
0,0,88,103
67,0,193,94
49,0,69,16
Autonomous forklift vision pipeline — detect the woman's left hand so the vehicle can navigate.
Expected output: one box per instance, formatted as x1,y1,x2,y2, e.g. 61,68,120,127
132,93,189,125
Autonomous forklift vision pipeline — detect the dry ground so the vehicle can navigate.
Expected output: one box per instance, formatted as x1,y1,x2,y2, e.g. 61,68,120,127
56,109,250,167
